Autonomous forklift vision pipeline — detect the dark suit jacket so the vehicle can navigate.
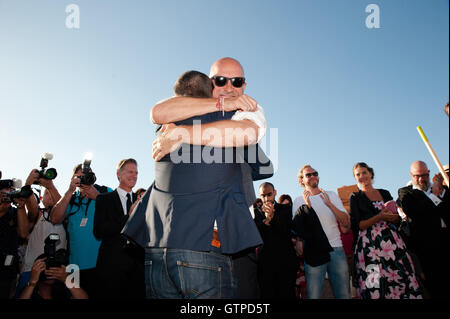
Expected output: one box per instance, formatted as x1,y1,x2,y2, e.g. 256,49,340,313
292,204,334,267
122,111,272,254
397,185,448,255
94,190,140,274
254,202,298,270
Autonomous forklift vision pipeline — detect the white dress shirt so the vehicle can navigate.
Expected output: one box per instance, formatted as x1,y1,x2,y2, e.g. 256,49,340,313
117,187,133,215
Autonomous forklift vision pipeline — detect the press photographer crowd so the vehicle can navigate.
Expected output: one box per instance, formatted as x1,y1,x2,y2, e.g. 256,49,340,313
0,152,448,300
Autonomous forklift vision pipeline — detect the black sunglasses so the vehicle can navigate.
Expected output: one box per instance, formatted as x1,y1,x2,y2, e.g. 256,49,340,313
211,76,246,88
305,172,319,178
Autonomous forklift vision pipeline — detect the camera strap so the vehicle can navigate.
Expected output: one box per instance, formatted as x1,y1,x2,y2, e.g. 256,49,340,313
67,185,108,218
67,194,91,218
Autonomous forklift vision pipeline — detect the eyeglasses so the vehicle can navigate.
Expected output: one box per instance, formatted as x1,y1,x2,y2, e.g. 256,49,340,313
304,172,319,178
412,173,429,179
211,76,246,88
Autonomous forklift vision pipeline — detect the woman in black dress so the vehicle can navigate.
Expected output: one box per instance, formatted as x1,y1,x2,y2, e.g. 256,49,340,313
350,162,422,299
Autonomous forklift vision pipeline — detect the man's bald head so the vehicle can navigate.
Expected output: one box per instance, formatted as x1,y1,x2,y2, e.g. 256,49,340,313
410,161,428,172
410,161,430,190
209,57,245,78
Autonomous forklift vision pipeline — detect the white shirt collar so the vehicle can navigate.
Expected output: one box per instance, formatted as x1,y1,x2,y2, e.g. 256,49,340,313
412,183,431,193
117,187,132,199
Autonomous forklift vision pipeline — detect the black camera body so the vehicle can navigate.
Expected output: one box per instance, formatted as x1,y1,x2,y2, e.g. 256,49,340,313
34,153,57,183
79,159,96,185
6,185,33,202
0,179,15,190
0,179,32,203
38,234,68,282
44,233,62,268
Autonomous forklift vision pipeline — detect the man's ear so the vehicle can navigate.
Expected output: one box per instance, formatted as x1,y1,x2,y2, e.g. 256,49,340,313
273,189,277,198
116,170,121,182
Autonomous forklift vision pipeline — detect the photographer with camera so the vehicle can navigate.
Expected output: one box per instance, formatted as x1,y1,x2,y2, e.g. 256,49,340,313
13,178,67,298
50,160,111,299
23,153,58,224
18,250,88,299
0,177,31,298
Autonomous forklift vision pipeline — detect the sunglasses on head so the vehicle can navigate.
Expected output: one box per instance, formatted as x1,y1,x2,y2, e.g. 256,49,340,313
305,172,319,178
211,76,245,88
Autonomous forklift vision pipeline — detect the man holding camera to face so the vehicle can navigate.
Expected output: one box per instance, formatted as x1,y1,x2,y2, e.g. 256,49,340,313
13,173,67,298
50,163,112,299
0,174,32,298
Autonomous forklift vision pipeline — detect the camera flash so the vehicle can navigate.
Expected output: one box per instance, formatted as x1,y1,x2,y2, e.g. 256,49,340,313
42,152,54,160
12,178,22,189
83,152,93,161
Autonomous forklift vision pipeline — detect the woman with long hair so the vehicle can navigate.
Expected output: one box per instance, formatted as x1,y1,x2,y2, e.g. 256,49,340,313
350,162,422,299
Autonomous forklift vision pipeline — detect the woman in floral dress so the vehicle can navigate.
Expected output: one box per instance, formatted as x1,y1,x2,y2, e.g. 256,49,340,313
350,162,422,299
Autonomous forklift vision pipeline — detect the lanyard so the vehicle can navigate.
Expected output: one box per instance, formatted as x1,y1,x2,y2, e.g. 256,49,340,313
68,195,92,218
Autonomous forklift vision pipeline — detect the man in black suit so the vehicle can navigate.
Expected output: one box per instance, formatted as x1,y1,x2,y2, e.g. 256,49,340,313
254,182,298,299
94,158,145,299
397,160,449,299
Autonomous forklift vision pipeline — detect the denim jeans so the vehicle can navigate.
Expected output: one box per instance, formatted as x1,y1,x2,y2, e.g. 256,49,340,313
145,248,237,299
304,246,350,299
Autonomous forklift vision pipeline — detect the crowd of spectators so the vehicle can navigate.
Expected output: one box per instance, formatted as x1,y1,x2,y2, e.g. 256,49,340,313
1,158,447,299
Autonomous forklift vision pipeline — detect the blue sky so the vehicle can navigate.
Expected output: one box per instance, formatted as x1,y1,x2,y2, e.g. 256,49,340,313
1,0,448,202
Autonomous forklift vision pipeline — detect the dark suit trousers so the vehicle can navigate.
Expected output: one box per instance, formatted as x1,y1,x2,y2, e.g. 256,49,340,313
418,229,449,299
232,248,260,299
97,247,145,299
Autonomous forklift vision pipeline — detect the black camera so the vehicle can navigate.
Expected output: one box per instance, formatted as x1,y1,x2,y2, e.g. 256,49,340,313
6,185,33,202
35,153,57,183
44,233,62,268
79,157,96,186
0,179,33,203
0,179,19,190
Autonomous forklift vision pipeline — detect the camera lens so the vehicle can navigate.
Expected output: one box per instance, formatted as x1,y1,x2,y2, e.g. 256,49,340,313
42,168,57,180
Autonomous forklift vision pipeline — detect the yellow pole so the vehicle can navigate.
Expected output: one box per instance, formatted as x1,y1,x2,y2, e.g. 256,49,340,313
417,126,449,186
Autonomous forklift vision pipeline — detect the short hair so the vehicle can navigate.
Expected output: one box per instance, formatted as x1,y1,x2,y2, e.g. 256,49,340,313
135,188,146,196
174,70,213,98
259,182,275,191
117,158,137,171
297,164,313,187
252,198,262,209
352,162,375,180
278,194,293,206
73,164,82,175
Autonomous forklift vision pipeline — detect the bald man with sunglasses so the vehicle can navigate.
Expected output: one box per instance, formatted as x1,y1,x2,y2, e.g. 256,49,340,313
151,57,266,157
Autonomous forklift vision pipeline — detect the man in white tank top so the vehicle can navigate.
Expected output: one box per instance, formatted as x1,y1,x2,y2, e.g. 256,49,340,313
292,165,351,299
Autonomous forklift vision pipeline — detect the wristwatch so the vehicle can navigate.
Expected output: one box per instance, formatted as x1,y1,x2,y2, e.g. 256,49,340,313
28,281,37,287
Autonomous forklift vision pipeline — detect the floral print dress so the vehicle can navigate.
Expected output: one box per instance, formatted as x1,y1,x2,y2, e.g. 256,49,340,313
354,200,423,299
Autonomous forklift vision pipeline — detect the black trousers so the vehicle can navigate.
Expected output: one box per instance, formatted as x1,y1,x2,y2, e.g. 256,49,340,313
232,248,260,299
80,268,100,299
258,260,297,299
418,230,449,299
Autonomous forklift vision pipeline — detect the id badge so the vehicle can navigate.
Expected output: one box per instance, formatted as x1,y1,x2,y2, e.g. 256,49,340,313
80,218,88,227
4,255,14,266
